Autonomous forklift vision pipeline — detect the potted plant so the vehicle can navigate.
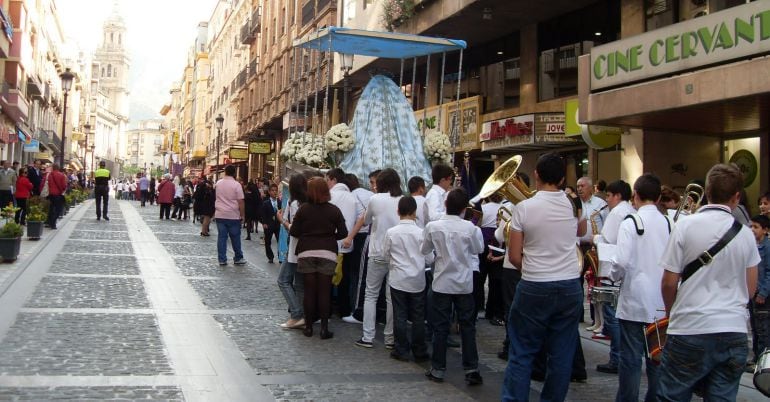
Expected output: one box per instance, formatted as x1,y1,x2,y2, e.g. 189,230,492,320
26,198,47,240
0,204,22,261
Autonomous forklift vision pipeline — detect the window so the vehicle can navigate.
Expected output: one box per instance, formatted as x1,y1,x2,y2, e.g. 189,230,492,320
343,0,356,21
118,33,121,45
110,32,114,43
107,64,112,77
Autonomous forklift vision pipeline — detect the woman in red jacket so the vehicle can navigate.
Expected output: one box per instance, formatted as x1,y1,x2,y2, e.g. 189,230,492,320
14,167,34,225
156,174,176,220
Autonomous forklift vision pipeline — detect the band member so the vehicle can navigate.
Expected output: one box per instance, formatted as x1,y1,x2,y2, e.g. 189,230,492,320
658,164,759,400
592,180,634,374
501,152,586,401
609,174,670,402
577,177,607,331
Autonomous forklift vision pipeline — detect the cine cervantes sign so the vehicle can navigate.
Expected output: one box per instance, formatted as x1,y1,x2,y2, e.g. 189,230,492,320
590,1,770,90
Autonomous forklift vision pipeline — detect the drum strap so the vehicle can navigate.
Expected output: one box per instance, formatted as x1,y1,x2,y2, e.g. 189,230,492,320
681,219,742,284
624,214,673,235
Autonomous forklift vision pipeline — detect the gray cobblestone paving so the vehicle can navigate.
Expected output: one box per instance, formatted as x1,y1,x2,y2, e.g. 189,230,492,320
69,230,131,241
152,233,208,243
266,381,473,401
0,313,172,376
161,242,218,256
173,256,269,279
192,279,285,310
63,240,134,255
214,313,425,375
47,254,139,275
74,223,129,232
0,385,184,401
24,276,149,309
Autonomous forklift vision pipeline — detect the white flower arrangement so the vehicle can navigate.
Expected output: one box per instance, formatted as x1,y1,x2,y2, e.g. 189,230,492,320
423,130,452,164
280,132,306,161
324,123,355,153
294,135,327,168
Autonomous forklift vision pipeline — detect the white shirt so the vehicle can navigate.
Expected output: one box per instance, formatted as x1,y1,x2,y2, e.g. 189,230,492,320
660,204,760,335
594,200,635,279
174,183,184,198
352,187,374,233
510,190,580,282
383,220,432,293
283,200,300,264
424,185,447,223
494,203,516,270
412,194,427,228
480,201,501,229
329,183,358,253
422,215,484,294
580,195,608,244
612,204,670,323
364,193,402,259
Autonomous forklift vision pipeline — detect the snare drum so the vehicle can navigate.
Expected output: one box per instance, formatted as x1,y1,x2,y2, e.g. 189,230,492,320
754,348,770,397
590,286,619,307
644,317,669,364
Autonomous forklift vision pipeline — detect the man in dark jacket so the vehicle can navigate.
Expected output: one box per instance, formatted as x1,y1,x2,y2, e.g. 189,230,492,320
27,160,43,196
260,183,281,263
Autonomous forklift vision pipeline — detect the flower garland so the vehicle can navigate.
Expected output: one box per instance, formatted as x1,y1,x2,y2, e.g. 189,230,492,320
324,123,355,153
423,130,452,164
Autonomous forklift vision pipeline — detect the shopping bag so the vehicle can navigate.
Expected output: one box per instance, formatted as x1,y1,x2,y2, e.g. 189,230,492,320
332,254,344,286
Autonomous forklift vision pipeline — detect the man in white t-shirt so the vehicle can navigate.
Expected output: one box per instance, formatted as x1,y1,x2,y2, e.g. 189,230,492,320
424,164,454,224
407,176,427,228
592,179,635,375
342,172,374,324
657,164,759,401
501,152,587,401
325,168,358,319
610,174,671,402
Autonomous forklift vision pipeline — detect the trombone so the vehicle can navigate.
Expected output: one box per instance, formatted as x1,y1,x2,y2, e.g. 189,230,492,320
673,183,704,222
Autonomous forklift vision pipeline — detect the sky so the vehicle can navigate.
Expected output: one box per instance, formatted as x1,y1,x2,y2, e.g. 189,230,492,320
56,0,215,126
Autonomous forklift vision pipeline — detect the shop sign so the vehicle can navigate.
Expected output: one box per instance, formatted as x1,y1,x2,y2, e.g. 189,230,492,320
414,104,441,135
229,148,249,160
590,1,770,90
479,114,534,151
249,141,272,154
23,139,39,152
444,96,482,152
35,151,52,161
534,114,577,144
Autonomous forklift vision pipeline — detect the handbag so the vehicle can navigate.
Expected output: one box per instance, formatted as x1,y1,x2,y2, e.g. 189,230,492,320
332,254,344,286
40,174,50,198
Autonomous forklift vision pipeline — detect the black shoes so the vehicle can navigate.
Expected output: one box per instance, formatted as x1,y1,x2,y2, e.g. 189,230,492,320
465,371,483,386
497,349,508,360
390,352,409,362
425,370,444,383
104,216,110,221
413,354,430,363
596,363,618,374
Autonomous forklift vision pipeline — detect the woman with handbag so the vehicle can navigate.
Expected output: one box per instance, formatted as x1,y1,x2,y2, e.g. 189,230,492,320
193,179,215,236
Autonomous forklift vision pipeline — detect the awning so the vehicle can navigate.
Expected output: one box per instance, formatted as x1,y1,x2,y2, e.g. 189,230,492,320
293,27,466,59
69,159,83,170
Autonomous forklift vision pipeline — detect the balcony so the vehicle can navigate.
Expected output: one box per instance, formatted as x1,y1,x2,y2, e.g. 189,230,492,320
27,75,44,100
248,58,258,78
237,68,247,88
250,9,260,36
0,81,29,123
541,42,593,74
47,130,61,153
240,20,255,45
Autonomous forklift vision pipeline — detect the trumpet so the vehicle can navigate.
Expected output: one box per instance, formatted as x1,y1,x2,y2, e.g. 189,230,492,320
673,183,704,222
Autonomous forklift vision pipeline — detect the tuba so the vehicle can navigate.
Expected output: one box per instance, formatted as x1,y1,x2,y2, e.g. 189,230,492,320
479,155,535,244
673,183,705,222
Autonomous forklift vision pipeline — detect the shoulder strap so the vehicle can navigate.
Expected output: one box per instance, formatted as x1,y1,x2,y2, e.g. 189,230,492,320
681,220,743,284
664,215,673,233
624,213,645,235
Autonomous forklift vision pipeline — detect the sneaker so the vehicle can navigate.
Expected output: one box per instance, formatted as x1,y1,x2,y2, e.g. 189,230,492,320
446,337,460,348
219,261,227,266
342,315,363,324
385,343,395,350
465,371,483,386
234,258,247,265
591,334,611,340
354,338,373,348
425,369,444,383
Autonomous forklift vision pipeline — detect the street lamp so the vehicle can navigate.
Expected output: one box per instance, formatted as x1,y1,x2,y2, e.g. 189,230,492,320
83,123,91,173
340,53,354,123
215,113,224,180
59,68,75,167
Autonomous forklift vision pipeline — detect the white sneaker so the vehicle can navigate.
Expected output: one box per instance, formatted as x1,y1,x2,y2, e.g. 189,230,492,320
342,315,363,324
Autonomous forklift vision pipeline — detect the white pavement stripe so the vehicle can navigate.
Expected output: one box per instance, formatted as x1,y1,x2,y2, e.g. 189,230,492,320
120,202,275,402
0,376,179,387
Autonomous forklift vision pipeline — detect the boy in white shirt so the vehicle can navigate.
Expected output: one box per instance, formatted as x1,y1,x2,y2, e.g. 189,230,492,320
422,188,484,385
383,196,432,362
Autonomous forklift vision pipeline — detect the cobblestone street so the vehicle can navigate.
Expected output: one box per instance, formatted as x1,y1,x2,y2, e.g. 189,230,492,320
0,200,765,401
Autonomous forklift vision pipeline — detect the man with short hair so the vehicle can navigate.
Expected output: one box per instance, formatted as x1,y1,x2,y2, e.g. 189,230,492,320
408,176,427,228
424,164,454,224
326,168,358,318
593,179,635,374
94,161,111,221
0,160,17,208
42,164,67,230
27,160,42,196
215,165,246,266
611,174,670,402
502,152,586,401
260,183,281,263
657,164,759,400
138,173,149,207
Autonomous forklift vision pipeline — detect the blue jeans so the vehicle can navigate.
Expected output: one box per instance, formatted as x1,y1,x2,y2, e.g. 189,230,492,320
391,286,428,358
616,319,659,402
502,278,582,402
430,291,477,378
277,261,304,320
657,333,747,401
216,218,243,263
603,302,620,366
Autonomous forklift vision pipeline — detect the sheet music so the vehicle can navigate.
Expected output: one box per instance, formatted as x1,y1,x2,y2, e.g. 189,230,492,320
488,245,505,254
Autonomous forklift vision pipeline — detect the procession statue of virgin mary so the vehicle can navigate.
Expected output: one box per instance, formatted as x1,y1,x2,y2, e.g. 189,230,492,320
340,74,432,189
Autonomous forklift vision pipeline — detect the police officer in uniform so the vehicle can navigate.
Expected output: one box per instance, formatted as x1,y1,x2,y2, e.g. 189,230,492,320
94,161,111,221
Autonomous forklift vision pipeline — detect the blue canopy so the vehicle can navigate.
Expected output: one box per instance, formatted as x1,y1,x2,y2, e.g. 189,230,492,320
293,26,466,59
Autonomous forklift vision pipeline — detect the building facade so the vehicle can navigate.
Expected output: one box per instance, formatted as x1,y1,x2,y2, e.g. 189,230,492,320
125,120,163,177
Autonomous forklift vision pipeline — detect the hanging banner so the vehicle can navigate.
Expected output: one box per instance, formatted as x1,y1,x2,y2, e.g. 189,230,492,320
414,104,441,136
229,148,249,160
249,141,271,154
444,96,482,152
23,139,39,152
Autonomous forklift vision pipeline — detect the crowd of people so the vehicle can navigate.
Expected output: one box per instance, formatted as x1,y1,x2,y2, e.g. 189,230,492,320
83,154,770,400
